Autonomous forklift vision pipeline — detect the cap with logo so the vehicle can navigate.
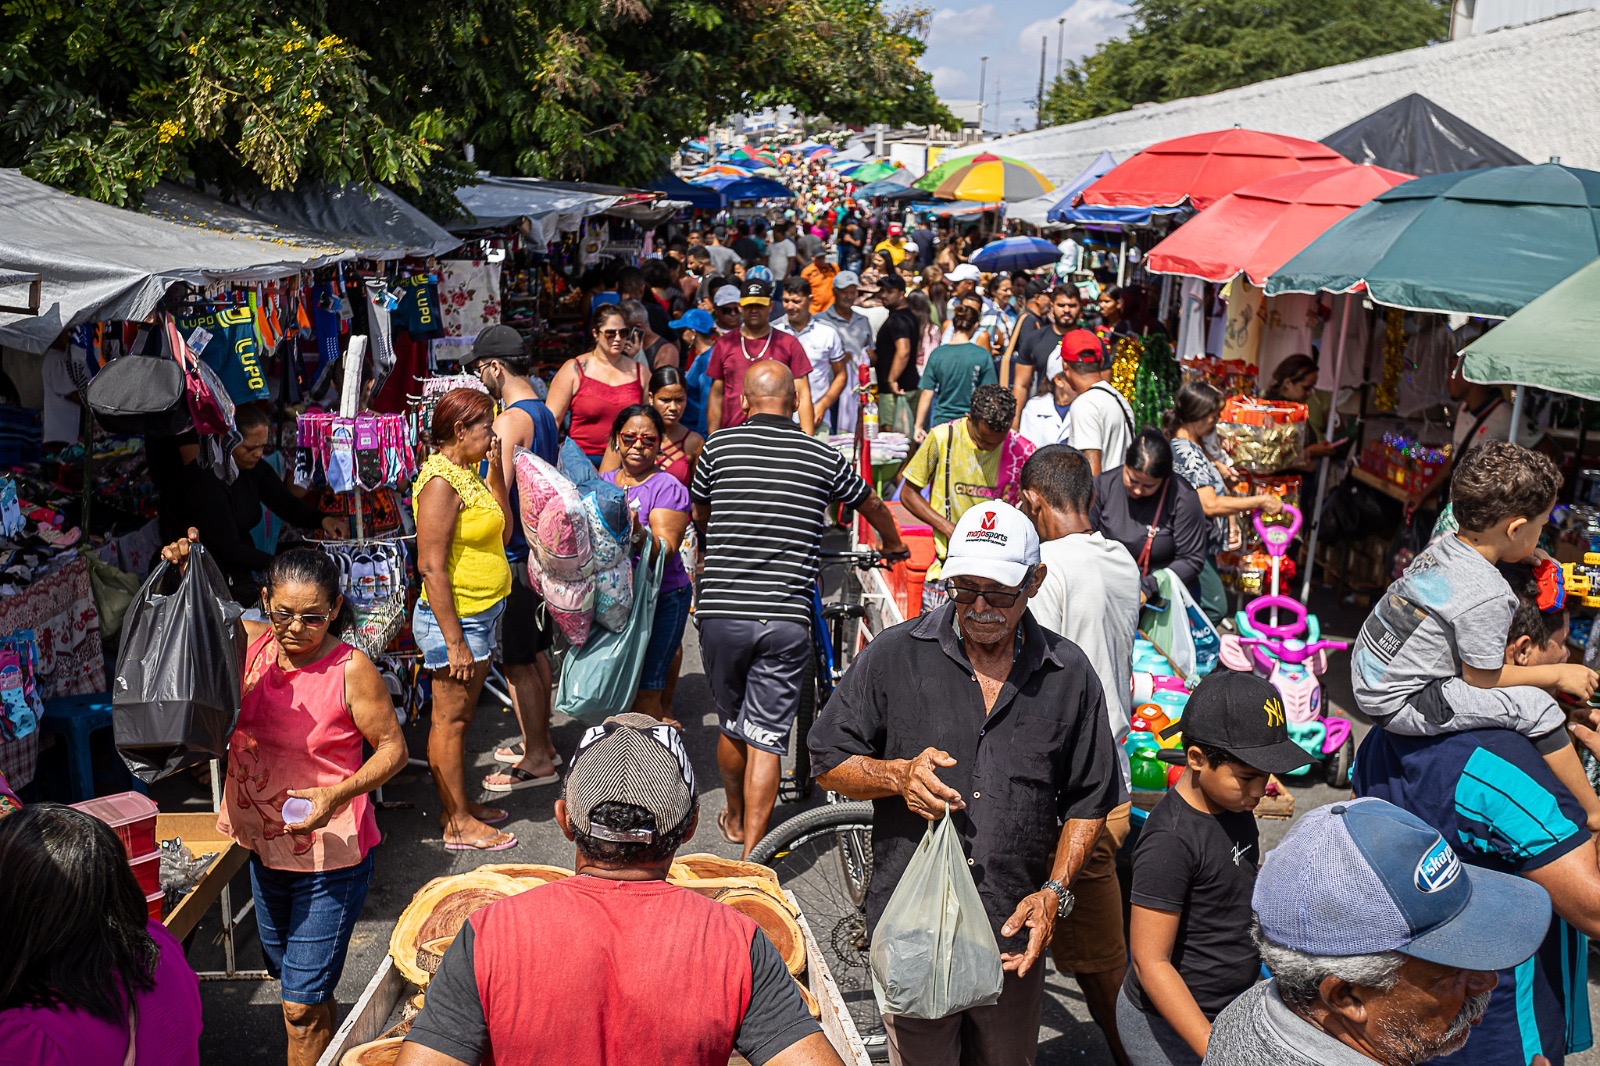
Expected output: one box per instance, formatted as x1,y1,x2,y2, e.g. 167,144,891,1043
939,500,1041,589
1254,796,1552,972
946,263,982,284
1058,329,1105,366
668,308,715,335
741,278,775,306
887,223,904,237
564,712,696,844
833,270,862,290
1156,671,1314,774
713,285,743,308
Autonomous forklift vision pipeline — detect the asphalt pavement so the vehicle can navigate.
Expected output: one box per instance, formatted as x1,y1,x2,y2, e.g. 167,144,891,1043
159,593,1600,1065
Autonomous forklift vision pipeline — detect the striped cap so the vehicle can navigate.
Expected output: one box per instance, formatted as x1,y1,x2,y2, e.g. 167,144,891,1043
565,713,696,844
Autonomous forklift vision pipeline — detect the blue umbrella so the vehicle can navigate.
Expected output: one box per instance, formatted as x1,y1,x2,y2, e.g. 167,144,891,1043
969,236,1064,272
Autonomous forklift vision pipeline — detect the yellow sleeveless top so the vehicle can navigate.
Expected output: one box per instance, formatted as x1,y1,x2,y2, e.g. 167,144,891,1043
413,453,512,615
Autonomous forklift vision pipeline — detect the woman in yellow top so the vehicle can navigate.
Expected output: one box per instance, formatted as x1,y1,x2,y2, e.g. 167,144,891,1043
413,388,515,851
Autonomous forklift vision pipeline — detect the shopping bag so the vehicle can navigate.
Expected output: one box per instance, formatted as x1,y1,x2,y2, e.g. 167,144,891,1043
554,537,663,724
81,548,142,645
1140,569,1220,679
870,810,1004,1020
112,543,246,782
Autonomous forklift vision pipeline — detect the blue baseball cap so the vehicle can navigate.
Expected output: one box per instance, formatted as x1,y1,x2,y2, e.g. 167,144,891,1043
1254,797,1551,972
669,308,715,335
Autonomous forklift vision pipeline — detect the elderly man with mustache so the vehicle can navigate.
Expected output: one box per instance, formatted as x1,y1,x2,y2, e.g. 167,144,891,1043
809,500,1121,1066
1205,798,1553,1066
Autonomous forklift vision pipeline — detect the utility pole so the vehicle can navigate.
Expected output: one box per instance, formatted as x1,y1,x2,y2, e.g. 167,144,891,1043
1057,17,1066,79
977,55,989,134
1036,36,1047,129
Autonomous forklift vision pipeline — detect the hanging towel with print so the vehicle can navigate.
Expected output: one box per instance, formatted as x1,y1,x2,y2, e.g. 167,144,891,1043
435,260,502,350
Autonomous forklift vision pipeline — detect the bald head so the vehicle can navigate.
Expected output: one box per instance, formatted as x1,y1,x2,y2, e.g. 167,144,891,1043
741,360,796,418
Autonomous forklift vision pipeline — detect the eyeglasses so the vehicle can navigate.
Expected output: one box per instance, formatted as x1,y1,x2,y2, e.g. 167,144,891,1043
598,327,641,339
267,608,332,629
946,571,1033,608
618,433,660,447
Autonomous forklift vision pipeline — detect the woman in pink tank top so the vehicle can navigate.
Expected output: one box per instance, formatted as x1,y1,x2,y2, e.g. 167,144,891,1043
546,305,650,462
160,533,406,1066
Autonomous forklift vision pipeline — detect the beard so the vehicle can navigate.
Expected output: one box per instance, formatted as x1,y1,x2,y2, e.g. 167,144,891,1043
1375,988,1494,1064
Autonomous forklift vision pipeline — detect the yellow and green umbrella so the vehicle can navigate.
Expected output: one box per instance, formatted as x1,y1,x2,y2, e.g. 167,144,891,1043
915,152,1054,202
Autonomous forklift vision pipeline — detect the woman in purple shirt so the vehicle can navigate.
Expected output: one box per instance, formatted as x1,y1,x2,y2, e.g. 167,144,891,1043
602,405,693,726
0,804,203,1065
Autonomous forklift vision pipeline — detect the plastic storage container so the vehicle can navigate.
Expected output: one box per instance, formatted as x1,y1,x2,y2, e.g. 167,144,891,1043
129,849,161,897
72,791,160,859
144,889,164,922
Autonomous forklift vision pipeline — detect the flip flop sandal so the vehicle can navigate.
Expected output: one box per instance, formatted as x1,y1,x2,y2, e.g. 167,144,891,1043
716,806,743,846
443,831,517,852
478,807,510,825
495,742,563,768
483,766,561,792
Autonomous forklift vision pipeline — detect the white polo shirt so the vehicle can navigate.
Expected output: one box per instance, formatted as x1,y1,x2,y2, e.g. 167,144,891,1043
775,316,846,423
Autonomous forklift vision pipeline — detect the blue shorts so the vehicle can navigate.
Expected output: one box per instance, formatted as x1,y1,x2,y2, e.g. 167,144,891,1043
640,584,692,691
412,598,504,670
250,850,374,1005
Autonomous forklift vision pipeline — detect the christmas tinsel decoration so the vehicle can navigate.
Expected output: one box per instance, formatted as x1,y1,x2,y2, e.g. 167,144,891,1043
1133,333,1180,431
1111,335,1141,402
1375,308,1405,412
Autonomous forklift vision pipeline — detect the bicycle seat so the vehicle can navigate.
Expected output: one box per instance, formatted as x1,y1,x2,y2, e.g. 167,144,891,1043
821,603,867,621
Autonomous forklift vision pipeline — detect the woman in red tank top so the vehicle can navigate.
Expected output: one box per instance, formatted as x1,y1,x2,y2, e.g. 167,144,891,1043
547,305,651,462
157,534,406,1066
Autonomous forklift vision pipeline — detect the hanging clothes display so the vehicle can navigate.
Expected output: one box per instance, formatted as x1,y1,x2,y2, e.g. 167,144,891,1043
293,412,418,492
319,539,411,659
435,260,503,350
1219,278,1264,369
1256,294,1321,387
1176,278,1208,360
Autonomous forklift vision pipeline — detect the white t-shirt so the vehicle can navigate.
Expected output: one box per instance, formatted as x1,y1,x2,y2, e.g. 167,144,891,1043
1068,382,1135,472
775,317,846,422
768,239,798,280
856,305,889,343
1452,395,1543,454
1018,394,1072,449
1030,531,1143,791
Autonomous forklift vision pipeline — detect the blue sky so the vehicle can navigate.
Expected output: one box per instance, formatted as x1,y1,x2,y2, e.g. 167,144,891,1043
919,0,1133,133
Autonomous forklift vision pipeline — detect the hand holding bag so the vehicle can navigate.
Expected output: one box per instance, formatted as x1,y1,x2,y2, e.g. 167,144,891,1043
554,536,664,724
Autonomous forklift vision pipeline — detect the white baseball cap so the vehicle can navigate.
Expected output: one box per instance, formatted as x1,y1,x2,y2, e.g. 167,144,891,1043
713,285,742,307
940,500,1040,588
946,263,982,284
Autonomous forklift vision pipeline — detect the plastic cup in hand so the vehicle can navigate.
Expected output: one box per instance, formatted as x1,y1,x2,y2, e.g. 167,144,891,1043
282,797,313,825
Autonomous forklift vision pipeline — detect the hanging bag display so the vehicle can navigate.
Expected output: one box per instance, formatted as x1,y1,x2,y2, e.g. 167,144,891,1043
870,809,1004,1020
113,542,245,782
84,345,188,437
554,536,663,723
164,313,232,436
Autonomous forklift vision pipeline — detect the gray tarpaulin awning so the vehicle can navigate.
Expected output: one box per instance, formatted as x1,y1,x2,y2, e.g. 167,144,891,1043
0,169,339,354
451,176,673,239
144,181,461,262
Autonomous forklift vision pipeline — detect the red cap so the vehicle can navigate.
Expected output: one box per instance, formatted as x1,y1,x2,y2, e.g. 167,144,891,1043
887,223,903,236
1059,329,1104,365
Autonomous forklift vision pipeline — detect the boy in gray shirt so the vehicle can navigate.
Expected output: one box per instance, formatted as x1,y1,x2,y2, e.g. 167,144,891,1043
1351,441,1600,827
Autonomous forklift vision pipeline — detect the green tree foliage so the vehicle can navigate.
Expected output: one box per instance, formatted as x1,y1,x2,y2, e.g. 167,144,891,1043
0,0,952,208
1041,0,1450,126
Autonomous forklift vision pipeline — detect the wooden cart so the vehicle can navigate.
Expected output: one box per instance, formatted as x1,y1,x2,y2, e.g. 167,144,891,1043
315,897,871,1066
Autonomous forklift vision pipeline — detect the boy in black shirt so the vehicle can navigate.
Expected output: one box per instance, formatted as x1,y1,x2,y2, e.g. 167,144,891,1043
1116,672,1313,1065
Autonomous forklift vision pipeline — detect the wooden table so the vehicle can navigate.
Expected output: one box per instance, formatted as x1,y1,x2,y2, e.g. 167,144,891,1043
1350,465,1431,507
156,812,249,942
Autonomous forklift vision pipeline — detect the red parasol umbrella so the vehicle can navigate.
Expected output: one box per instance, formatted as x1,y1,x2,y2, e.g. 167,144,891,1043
1080,128,1348,212
1145,164,1414,286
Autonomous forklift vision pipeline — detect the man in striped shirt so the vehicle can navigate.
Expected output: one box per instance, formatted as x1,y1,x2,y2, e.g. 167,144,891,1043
691,360,909,858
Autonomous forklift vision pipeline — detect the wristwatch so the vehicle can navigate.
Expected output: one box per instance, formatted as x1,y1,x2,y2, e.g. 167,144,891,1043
1041,879,1075,919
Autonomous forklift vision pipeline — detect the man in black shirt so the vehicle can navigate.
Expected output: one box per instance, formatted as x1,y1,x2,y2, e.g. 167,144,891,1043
1000,279,1053,425
1009,285,1083,424
873,274,920,436
731,221,766,266
811,500,1119,1065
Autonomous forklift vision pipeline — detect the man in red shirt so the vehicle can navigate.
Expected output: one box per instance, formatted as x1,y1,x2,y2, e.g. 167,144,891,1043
707,278,815,435
398,712,841,1066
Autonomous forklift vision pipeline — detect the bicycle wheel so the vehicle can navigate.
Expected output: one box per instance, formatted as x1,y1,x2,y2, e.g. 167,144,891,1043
749,803,887,1061
782,650,821,804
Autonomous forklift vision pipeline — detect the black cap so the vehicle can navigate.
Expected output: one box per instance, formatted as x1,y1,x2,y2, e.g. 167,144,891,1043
1157,671,1314,775
1023,278,1052,299
471,324,526,360
740,277,774,305
877,273,907,292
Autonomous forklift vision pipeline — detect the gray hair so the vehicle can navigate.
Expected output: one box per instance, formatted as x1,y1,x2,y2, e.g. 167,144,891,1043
618,299,649,326
1252,919,1406,1007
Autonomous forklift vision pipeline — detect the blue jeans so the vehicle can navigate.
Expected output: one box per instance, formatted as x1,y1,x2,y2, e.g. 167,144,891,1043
640,584,692,691
250,850,374,1005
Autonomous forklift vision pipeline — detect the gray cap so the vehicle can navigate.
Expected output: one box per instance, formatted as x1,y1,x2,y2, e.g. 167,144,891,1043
565,713,696,843
471,324,525,360
833,270,861,290
713,284,743,307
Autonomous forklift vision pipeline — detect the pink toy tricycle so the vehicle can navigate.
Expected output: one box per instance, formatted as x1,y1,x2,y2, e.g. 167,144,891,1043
1218,504,1355,787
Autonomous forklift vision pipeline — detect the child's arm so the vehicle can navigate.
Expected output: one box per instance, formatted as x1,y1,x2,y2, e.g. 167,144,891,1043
1463,662,1599,702
1128,904,1213,1058
1543,743,1600,833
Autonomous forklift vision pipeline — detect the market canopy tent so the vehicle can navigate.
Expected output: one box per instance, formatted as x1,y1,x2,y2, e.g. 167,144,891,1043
452,176,673,239
646,173,722,212
1460,257,1600,401
693,175,795,203
916,153,1053,202
144,181,460,262
1044,150,1187,227
1145,164,1413,285
1080,128,1348,211
0,168,343,354
1266,162,1600,317
1321,94,1529,176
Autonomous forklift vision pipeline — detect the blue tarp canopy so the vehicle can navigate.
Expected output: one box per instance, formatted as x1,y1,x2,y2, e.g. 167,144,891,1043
647,173,722,212
692,176,795,203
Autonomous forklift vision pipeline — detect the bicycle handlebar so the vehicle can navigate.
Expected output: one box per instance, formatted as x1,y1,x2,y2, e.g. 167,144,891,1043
820,548,897,570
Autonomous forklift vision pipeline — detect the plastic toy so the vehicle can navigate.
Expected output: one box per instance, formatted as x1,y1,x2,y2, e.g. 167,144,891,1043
1218,504,1355,787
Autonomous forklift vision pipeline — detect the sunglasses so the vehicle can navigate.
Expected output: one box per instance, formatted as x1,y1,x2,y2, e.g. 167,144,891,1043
267,608,332,629
945,571,1033,608
598,327,641,339
618,433,660,447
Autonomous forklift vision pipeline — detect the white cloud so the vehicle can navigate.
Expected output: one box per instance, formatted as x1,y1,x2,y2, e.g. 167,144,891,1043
928,3,1005,50
1016,0,1132,65
931,66,972,94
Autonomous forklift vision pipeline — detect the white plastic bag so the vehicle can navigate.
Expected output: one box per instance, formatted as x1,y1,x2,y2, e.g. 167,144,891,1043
870,810,1004,1019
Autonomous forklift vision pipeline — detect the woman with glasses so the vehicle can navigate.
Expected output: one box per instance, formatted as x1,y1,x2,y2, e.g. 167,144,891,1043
413,388,517,852
600,366,704,488
153,534,404,1066
545,304,652,465
600,405,693,725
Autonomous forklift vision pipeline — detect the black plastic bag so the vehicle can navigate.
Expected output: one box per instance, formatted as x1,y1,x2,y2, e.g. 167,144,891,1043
113,543,245,782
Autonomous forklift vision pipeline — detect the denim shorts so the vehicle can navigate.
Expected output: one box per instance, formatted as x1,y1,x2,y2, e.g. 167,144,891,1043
412,598,505,670
250,850,374,1005
640,584,692,691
